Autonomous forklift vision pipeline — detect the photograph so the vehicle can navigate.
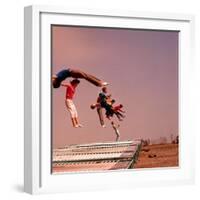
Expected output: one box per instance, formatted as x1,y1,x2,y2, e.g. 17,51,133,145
51,25,179,174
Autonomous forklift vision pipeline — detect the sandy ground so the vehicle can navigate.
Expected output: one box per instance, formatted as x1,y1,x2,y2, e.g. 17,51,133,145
134,144,179,168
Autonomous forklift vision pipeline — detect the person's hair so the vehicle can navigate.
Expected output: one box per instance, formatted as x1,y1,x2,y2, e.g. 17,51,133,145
52,78,60,88
111,99,115,104
102,87,107,93
70,79,80,85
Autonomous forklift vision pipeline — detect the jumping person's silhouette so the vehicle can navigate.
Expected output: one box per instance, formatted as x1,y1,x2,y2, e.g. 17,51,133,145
52,68,108,88
61,79,83,128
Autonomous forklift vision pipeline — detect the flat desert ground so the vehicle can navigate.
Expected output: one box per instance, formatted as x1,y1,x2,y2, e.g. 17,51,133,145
134,144,179,169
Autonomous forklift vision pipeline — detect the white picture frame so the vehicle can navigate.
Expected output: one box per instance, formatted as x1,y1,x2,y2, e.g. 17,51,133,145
24,5,195,194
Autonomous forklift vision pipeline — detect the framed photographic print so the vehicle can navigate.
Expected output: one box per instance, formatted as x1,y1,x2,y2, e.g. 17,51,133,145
24,5,195,194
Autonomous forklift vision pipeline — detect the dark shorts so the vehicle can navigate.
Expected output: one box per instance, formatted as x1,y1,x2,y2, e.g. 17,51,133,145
53,69,72,88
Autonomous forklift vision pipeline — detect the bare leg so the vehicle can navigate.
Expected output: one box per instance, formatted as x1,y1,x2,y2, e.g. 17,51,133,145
111,121,120,141
53,68,108,88
115,112,125,121
70,69,107,87
66,99,80,127
97,107,105,127
74,117,83,128
115,130,120,141
71,118,78,127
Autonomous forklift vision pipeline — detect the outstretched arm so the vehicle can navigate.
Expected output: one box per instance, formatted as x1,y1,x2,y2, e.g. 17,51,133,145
119,109,125,113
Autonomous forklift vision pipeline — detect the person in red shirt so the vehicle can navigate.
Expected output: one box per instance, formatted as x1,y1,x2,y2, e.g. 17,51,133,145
61,79,83,128
113,104,125,121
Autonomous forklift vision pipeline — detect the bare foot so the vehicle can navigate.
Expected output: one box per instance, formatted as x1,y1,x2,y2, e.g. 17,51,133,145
101,82,109,86
78,124,83,128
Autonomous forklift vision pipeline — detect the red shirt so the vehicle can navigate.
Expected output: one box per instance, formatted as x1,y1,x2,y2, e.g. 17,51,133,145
66,84,76,99
114,105,122,112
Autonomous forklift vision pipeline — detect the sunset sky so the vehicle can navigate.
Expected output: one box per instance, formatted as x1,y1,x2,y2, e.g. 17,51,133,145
52,26,178,149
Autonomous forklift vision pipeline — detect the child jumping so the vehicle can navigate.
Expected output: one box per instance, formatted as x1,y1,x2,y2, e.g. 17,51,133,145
90,87,112,127
61,79,83,128
91,87,126,122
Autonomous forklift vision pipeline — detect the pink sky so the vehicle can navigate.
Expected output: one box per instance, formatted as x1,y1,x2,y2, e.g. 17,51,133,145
52,26,178,149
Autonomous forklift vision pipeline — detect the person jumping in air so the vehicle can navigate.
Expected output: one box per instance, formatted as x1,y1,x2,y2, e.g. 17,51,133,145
90,87,112,127
61,79,83,128
98,87,114,119
91,96,105,128
98,88,125,121
105,102,125,121
111,121,120,141
112,104,126,121
52,68,108,88
91,87,125,123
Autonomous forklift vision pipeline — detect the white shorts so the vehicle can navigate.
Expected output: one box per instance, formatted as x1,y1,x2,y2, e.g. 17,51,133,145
65,99,78,118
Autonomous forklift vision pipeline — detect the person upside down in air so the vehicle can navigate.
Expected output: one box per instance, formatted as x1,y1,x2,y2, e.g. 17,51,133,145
61,79,83,128
52,68,108,88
